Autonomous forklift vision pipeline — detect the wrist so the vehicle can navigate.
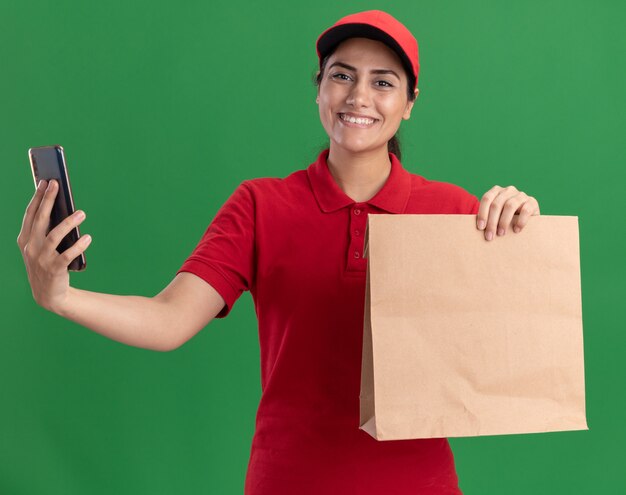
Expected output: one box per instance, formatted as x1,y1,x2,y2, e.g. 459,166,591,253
50,286,77,317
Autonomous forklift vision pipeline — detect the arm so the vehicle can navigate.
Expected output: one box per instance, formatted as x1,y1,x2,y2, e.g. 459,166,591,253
55,273,224,351
18,180,224,352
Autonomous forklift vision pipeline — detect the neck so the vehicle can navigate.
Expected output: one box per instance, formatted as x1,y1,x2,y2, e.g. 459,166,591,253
326,144,392,203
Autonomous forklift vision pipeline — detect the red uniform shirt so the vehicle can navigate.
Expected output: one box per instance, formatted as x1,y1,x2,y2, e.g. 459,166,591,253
178,149,479,494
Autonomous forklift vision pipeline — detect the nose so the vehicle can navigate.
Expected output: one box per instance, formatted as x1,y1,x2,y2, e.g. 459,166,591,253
346,79,371,108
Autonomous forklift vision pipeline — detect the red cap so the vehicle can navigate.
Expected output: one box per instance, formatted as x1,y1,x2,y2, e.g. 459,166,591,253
316,10,419,91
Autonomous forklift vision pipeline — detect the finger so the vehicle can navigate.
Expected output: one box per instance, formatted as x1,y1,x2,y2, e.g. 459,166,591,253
31,179,60,241
497,193,528,236
45,209,87,254
476,186,502,231
485,186,519,241
54,234,92,270
512,198,540,232
17,180,48,250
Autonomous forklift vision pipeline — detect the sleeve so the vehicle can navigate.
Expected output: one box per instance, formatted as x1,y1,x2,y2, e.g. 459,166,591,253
444,182,480,214
465,193,480,215
177,181,256,318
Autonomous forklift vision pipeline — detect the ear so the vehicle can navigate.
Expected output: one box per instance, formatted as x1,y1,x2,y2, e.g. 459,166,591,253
402,88,419,120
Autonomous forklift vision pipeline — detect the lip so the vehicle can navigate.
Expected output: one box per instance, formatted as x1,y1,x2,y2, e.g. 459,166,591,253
337,112,379,128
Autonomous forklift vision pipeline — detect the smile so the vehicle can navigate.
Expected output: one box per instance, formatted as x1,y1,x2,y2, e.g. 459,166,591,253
338,113,378,126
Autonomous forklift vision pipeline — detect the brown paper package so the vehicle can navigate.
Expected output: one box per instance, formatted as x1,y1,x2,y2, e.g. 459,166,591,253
359,214,588,440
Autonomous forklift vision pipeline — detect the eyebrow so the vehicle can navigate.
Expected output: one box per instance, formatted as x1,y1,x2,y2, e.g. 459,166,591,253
328,61,401,80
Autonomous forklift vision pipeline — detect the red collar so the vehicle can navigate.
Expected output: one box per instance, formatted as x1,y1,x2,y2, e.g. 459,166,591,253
307,149,412,213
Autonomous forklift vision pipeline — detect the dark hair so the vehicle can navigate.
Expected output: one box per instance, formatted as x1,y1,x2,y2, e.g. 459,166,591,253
314,51,417,161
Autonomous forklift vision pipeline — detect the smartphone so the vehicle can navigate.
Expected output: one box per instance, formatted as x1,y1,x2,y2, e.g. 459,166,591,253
28,145,86,271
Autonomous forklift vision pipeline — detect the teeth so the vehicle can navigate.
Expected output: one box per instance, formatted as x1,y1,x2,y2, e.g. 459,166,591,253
340,114,375,125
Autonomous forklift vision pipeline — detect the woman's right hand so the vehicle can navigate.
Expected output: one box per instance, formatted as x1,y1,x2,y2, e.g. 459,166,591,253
17,179,92,313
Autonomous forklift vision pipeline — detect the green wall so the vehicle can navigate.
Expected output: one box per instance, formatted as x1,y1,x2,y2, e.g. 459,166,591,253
2,0,624,493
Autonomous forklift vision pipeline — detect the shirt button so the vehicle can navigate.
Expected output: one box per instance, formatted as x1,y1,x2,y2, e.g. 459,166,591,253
354,251,360,259
353,208,361,215
355,229,360,236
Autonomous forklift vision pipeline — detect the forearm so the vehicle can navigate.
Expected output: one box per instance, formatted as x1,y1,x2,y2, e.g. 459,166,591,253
54,287,174,352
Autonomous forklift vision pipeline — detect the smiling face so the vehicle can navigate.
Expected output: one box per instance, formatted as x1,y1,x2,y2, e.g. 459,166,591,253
317,37,418,157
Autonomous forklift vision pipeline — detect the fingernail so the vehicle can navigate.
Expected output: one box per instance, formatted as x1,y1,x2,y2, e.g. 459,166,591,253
75,210,85,219
486,231,493,241
477,220,485,230
513,226,520,233
497,227,504,236
37,180,46,189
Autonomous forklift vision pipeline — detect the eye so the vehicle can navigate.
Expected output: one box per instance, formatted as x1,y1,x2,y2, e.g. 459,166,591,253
375,80,394,88
331,72,352,81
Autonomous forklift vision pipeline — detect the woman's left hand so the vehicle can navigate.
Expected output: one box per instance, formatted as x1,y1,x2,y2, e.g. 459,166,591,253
476,185,540,241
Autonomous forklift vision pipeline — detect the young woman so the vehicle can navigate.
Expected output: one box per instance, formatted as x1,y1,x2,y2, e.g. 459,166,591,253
18,10,540,495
